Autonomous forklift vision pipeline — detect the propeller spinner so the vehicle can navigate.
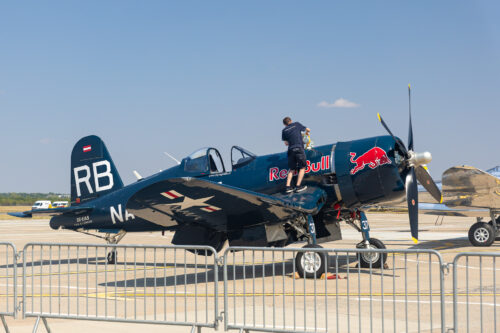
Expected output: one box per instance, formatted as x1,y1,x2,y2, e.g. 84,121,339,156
377,85,442,243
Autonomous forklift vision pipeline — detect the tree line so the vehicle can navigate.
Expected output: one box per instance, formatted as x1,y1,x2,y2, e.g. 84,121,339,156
0,193,70,206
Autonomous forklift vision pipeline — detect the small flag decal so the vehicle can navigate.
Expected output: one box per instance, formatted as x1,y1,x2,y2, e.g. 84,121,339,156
83,145,92,153
161,190,183,200
201,206,221,212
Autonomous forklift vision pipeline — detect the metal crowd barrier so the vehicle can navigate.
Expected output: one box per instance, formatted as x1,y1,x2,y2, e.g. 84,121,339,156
452,252,500,333
16,242,500,332
0,242,17,333
22,243,219,332
223,247,446,333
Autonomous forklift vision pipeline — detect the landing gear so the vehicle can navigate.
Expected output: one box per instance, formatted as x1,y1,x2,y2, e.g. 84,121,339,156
357,238,387,268
345,210,388,268
107,250,117,264
468,211,499,247
286,214,328,278
295,244,327,278
74,229,127,264
104,230,126,264
468,222,495,247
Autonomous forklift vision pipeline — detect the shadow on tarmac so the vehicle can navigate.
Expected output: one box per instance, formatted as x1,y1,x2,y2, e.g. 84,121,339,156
98,254,400,288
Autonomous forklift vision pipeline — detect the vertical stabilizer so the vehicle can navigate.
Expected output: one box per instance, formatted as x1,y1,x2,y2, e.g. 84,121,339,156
71,135,124,205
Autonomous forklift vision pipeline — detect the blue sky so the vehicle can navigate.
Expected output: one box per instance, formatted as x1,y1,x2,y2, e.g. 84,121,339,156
1,1,499,192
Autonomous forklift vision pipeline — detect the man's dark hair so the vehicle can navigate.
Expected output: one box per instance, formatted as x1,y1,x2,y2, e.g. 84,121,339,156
283,117,292,125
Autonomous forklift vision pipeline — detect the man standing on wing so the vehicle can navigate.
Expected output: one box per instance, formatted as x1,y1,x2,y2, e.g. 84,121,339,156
282,117,310,193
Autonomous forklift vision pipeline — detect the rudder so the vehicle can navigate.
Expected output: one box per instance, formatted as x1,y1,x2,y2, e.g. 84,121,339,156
71,135,124,204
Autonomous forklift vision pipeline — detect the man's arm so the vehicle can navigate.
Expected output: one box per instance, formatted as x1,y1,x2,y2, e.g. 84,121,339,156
297,122,309,133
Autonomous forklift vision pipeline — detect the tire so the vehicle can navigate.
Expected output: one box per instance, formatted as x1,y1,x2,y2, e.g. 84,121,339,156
358,238,387,268
295,244,327,279
107,250,117,264
469,222,495,247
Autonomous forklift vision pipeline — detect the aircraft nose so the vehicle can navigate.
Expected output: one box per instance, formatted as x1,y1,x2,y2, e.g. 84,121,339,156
408,151,432,167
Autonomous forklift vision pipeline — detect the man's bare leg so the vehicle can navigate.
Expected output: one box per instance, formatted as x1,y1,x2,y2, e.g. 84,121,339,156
286,170,294,187
296,168,306,186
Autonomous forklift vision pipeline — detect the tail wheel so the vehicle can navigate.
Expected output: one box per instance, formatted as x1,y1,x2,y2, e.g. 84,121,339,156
469,222,495,247
295,244,327,279
107,250,117,264
358,238,387,268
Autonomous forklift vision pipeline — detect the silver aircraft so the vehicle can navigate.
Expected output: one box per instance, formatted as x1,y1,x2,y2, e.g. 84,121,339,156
418,165,500,246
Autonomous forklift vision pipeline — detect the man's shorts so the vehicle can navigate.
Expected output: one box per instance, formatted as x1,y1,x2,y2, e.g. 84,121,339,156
287,147,307,171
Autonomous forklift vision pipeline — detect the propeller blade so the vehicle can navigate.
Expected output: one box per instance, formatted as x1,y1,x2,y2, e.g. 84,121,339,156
415,165,442,203
405,167,419,243
377,113,408,155
408,84,414,151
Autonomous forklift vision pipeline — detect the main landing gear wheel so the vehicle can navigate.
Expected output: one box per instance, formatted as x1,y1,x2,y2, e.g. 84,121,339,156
295,244,327,279
358,238,387,268
469,222,495,247
107,250,117,264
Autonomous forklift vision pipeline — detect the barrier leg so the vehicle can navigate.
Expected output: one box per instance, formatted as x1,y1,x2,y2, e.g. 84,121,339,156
1,315,10,333
190,325,202,333
42,318,51,333
32,317,51,333
32,317,40,333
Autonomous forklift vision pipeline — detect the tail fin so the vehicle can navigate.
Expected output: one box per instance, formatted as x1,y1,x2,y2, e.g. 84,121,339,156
71,135,124,205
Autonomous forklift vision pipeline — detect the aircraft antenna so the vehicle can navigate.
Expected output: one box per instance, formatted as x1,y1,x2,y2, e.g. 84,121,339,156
133,170,143,180
164,152,181,165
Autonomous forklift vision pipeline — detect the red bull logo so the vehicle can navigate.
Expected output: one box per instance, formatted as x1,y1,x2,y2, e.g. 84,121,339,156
349,147,391,175
269,156,330,181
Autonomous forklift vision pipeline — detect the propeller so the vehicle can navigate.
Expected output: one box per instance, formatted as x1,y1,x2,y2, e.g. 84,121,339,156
377,84,442,243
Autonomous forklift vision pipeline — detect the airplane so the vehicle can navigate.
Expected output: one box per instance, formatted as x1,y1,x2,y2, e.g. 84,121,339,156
418,165,500,247
10,87,441,278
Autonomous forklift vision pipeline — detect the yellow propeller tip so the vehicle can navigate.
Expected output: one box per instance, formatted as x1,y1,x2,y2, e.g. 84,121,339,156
412,237,418,244
408,84,411,89
423,165,428,171
440,196,443,204
377,113,381,122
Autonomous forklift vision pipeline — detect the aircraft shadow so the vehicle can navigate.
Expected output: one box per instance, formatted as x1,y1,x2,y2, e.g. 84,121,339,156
0,257,109,270
100,254,400,288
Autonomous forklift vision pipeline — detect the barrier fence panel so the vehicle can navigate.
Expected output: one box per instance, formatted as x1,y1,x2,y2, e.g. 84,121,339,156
452,252,500,333
223,247,446,333
22,243,219,331
0,242,17,330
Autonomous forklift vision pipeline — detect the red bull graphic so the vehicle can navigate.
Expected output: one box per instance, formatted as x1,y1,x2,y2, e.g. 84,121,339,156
349,147,391,175
269,156,330,181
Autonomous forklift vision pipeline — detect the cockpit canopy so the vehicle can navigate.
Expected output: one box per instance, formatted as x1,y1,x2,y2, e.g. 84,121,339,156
231,146,256,169
181,146,256,175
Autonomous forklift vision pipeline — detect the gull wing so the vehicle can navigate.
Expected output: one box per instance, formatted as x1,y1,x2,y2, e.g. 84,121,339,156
126,177,327,231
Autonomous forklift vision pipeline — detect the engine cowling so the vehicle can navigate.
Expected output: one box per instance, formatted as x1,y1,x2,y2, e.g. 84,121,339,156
334,135,407,208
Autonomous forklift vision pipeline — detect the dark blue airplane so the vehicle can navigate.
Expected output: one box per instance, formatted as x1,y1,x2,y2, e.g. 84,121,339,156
10,91,441,278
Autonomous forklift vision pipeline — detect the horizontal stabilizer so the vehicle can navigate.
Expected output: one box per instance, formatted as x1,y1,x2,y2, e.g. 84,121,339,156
8,206,94,219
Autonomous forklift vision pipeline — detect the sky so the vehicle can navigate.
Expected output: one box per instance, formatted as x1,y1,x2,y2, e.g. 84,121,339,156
1,1,499,193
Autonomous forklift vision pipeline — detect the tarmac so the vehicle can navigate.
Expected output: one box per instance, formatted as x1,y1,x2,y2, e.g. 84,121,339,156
0,212,498,332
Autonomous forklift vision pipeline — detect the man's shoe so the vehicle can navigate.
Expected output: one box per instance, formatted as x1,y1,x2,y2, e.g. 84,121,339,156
285,186,294,194
295,185,307,193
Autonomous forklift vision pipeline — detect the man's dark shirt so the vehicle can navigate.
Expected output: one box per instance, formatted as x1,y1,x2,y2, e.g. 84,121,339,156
282,122,307,150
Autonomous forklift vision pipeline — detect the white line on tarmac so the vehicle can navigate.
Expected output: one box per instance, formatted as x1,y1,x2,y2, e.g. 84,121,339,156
404,258,499,271
356,296,500,307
